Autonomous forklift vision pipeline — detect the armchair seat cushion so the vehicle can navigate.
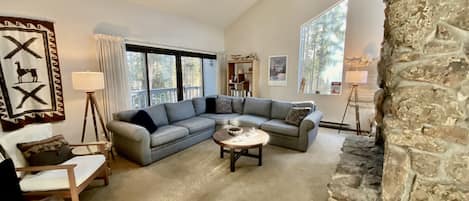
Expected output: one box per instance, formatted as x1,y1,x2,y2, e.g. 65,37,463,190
150,125,189,147
172,117,215,134
199,113,241,125
261,119,299,137
229,115,269,128
19,155,105,192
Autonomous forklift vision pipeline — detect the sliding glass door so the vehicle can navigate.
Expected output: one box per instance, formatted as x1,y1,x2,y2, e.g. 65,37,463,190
148,53,177,104
182,56,203,100
126,44,216,109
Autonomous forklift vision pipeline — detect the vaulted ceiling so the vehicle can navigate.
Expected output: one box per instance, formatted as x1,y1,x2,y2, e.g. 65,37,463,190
124,0,259,28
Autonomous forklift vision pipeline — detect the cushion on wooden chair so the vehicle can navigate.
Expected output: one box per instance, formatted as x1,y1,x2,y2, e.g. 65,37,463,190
19,155,105,192
0,123,53,177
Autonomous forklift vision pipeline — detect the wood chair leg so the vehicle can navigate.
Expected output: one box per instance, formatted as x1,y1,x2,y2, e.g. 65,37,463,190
103,167,110,186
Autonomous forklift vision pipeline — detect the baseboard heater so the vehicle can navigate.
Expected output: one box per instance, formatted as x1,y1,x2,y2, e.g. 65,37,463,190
319,121,369,134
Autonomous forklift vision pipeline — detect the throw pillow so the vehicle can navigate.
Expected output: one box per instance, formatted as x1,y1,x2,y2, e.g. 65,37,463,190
205,97,217,113
216,98,232,114
16,135,75,167
130,110,158,133
285,107,311,126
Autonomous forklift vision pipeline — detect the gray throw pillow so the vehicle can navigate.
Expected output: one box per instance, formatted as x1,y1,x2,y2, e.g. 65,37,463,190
216,98,232,114
285,107,311,126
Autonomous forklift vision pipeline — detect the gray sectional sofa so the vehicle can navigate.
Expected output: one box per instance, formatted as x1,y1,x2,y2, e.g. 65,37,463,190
107,96,323,166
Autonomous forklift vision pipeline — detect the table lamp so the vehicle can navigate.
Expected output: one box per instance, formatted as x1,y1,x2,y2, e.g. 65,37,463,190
72,72,110,142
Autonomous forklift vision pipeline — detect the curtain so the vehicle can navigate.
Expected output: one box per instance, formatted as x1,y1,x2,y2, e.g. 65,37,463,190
216,52,226,95
95,34,130,122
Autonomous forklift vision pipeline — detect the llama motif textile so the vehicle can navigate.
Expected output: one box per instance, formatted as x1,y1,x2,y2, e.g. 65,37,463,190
0,17,65,131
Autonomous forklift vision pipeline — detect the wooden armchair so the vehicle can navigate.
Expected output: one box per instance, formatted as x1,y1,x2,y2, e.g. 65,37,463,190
0,124,109,201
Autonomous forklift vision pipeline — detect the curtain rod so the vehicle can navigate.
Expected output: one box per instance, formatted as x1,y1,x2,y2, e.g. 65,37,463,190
124,38,218,55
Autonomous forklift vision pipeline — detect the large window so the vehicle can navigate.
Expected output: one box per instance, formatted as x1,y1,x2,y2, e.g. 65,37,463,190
126,45,216,109
298,0,348,95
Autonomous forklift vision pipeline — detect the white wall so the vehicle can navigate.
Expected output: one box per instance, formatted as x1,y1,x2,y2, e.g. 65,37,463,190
0,0,225,142
225,0,385,131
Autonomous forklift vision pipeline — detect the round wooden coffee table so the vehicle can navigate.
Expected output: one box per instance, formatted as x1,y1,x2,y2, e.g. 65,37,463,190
212,127,269,172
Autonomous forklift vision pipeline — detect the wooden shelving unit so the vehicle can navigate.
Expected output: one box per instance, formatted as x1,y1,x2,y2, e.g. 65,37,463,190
226,59,259,97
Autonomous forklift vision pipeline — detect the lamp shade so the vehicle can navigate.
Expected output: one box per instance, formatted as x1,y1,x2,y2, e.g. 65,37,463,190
345,71,368,84
72,72,104,92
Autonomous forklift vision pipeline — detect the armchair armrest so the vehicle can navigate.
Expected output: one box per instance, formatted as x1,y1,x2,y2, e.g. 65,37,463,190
70,142,107,155
16,164,77,172
300,111,323,131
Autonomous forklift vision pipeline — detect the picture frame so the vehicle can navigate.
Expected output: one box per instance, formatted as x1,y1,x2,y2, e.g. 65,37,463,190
268,55,288,86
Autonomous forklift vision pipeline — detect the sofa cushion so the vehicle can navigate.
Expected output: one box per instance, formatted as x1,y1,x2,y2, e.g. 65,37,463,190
216,97,232,113
271,100,293,120
205,97,216,113
243,97,272,118
199,113,241,125
192,97,206,115
285,107,312,126
147,104,169,126
229,115,269,128
16,135,74,167
261,119,299,137
165,100,196,123
173,117,215,134
150,125,189,147
130,110,158,133
231,97,244,113
20,155,105,192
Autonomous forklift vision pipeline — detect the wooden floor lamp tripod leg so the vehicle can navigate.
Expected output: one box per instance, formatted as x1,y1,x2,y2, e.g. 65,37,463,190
338,84,361,135
338,85,355,134
80,92,115,159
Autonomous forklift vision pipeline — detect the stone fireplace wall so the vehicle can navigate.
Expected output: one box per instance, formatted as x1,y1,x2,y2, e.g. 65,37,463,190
377,0,468,200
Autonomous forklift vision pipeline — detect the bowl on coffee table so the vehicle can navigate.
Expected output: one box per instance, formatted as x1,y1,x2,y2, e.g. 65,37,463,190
227,127,243,136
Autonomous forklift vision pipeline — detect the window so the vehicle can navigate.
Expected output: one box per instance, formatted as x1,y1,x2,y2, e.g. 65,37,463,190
298,0,348,95
126,45,216,109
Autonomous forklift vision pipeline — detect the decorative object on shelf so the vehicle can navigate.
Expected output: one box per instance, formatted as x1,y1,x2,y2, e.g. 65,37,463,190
227,127,243,136
72,72,110,143
268,55,288,86
339,70,368,135
0,16,66,131
230,53,257,61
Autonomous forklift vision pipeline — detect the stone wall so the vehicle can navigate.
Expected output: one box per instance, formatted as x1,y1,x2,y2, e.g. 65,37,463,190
328,136,384,201
377,0,469,200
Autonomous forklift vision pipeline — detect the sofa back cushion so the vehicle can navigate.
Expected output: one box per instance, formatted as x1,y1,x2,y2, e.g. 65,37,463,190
165,100,196,122
192,97,206,115
114,104,169,127
216,97,232,113
271,100,293,120
243,97,272,118
218,95,244,113
147,104,170,126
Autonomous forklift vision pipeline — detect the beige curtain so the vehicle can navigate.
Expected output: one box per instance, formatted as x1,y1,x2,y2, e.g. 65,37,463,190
95,34,130,122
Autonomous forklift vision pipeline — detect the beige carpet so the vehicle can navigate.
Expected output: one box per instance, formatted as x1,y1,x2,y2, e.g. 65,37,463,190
80,128,345,201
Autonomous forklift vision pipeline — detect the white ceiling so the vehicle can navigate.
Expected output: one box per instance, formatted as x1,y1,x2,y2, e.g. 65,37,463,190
125,0,259,28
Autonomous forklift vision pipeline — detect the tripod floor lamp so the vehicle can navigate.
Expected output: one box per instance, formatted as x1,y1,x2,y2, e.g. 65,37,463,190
339,70,368,135
72,72,110,143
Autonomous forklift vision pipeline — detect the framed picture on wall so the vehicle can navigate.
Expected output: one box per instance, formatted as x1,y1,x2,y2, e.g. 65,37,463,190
268,55,287,86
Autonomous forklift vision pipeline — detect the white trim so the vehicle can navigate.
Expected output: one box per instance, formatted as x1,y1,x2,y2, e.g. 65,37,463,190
125,38,216,55
300,0,346,27
268,55,288,86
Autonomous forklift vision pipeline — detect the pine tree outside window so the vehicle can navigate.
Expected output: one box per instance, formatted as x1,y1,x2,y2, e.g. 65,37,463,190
298,0,348,95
